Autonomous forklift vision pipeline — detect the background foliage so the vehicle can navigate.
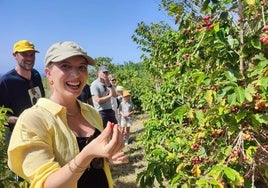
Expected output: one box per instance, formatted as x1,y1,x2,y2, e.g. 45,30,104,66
0,107,22,187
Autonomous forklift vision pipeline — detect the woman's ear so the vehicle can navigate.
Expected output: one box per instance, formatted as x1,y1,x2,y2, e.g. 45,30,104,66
45,67,53,85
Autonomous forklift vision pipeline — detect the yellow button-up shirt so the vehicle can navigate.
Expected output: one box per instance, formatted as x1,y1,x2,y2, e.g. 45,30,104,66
8,98,113,188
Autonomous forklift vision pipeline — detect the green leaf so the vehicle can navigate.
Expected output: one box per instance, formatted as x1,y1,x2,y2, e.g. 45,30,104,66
201,0,210,12
196,178,208,186
253,114,268,124
218,86,234,99
224,166,236,181
260,77,268,90
173,104,189,124
248,57,268,76
227,93,237,105
216,30,228,44
251,38,262,50
210,179,223,186
225,146,233,156
207,165,223,179
235,86,245,104
245,146,257,163
235,111,247,122
206,90,214,107
224,71,237,82
195,110,205,126
192,72,207,85
244,85,254,102
181,183,190,188
214,23,220,33
227,35,239,49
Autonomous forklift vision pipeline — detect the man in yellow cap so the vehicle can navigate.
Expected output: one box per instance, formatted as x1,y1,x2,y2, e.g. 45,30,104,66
0,40,45,144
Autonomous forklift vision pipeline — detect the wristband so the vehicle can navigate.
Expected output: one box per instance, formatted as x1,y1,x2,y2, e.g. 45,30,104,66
68,161,85,173
67,157,87,173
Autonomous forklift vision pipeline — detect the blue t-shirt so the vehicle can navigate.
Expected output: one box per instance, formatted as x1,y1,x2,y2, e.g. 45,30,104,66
0,69,45,118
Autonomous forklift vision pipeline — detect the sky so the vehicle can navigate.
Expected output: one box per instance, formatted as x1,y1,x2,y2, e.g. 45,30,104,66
0,0,176,75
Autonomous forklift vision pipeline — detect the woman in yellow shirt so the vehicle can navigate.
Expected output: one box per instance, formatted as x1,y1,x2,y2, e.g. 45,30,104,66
8,41,128,188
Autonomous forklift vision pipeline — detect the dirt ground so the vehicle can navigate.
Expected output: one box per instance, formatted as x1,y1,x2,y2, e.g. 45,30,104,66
111,114,147,188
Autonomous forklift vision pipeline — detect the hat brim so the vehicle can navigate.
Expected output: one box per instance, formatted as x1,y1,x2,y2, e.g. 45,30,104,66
99,68,109,72
49,51,95,66
15,49,39,53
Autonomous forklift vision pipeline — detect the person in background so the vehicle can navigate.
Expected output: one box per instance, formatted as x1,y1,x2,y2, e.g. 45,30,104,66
115,85,124,123
116,86,124,104
90,66,117,127
0,39,45,144
108,74,120,122
108,74,116,87
78,83,93,106
119,90,135,145
8,41,128,188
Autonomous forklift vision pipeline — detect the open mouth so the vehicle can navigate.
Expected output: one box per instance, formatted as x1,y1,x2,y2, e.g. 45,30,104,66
25,61,34,66
66,81,81,89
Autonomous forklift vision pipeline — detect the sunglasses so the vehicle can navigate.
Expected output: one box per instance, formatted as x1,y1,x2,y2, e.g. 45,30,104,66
111,79,116,81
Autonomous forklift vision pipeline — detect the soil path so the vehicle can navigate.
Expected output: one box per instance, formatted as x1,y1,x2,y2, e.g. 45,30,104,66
111,114,147,188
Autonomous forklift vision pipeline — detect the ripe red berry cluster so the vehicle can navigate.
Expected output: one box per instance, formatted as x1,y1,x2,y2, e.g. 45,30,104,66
191,143,200,151
183,28,190,36
191,156,205,164
253,93,266,113
197,15,214,31
231,105,240,113
183,53,190,59
257,144,268,151
262,144,268,150
230,149,239,158
259,26,268,44
232,93,266,114
212,129,223,137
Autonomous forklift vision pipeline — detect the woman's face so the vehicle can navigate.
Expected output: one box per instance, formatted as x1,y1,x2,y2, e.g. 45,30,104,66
45,55,88,101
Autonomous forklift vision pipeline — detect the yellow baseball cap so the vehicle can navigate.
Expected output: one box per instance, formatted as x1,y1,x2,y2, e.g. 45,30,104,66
13,40,39,53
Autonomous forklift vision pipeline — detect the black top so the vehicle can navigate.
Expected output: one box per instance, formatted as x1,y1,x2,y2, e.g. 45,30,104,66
0,69,45,127
76,129,109,188
77,84,92,103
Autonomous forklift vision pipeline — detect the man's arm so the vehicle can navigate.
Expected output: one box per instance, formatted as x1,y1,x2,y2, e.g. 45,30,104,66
93,89,112,104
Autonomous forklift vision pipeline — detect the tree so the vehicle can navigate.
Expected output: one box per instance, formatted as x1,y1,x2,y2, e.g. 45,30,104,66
113,61,151,113
135,0,268,187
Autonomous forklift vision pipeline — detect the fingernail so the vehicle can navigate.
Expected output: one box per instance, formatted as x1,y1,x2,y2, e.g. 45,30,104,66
110,123,115,129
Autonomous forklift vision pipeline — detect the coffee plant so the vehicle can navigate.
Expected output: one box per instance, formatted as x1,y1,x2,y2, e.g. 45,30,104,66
0,107,23,187
134,0,268,187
